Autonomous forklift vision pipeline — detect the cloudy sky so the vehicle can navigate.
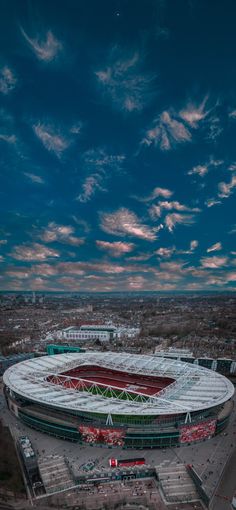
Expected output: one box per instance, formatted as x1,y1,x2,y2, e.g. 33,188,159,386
0,0,236,292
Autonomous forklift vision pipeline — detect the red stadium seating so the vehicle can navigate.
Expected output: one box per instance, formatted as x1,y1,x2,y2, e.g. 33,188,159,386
47,365,175,397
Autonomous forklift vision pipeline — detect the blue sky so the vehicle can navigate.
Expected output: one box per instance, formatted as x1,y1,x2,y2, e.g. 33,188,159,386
0,0,236,292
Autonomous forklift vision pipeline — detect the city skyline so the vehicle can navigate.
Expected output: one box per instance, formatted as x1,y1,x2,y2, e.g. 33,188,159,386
1,0,236,292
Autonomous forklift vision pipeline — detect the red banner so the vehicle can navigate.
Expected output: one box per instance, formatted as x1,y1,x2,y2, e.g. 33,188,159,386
180,419,216,443
79,425,125,446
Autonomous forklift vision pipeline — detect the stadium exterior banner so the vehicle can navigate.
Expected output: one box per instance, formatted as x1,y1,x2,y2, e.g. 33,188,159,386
78,426,125,446
180,419,216,443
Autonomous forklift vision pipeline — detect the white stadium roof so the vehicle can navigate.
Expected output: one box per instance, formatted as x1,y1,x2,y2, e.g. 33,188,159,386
3,352,234,416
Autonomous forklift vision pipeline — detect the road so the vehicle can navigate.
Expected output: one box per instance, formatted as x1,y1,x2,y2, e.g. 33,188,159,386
209,446,236,510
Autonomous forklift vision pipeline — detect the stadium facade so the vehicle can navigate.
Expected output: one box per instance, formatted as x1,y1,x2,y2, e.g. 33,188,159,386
3,352,234,449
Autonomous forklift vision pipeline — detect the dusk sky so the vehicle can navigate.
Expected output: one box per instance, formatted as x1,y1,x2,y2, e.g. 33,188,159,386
1,0,236,292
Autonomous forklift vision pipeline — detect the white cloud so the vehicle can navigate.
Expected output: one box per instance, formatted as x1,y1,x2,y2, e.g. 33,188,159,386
77,149,125,203
134,186,173,203
57,260,136,275
6,270,30,279
24,172,45,184
0,66,17,94
200,255,228,269
155,247,174,258
188,164,209,177
142,96,210,151
77,174,105,203
39,222,84,247
127,275,146,289
204,168,236,207
82,148,125,169
218,175,236,198
205,198,221,208
155,261,185,282
57,276,81,289
32,123,70,158
100,208,157,241
154,269,184,282
188,157,223,178
96,240,135,257
165,213,196,232
32,277,51,289
206,276,225,286
160,261,186,272
190,240,198,251
149,200,200,219
153,282,177,291
170,239,198,255
10,243,60,261
226,271,236,282
229,224,236,234
211,158,223,167
142,110,191,150
31,264,58,276
229,109,236,119
21,28,62,62
206,115,223,141
149,205,162,219
0,133,17,144
207,242,222,253
70,122,83,135
95,49,154,112
127,253,152,262
0,111,19,152
71,216,90,233
179,96,209,127
150,187,173,199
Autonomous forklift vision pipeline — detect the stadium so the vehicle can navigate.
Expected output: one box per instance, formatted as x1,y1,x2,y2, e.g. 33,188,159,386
3,352,234,448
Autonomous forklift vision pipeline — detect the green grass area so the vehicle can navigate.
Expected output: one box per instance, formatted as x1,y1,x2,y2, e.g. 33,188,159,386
0,421,25,495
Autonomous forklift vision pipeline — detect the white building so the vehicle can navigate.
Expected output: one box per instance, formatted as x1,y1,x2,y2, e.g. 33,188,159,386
61,326,111,342
51,324,140,343
115,326,140,339
155,347,194,359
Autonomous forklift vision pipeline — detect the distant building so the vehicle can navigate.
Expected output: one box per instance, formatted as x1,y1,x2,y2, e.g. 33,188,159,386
58,326,112,342
46,344,85,355
155,347,194,360
154,348,236,375
49,324,140,343
115,326,140,339
62,305,93,314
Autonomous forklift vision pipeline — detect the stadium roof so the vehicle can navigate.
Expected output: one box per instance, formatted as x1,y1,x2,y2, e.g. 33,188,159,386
3,352,234,416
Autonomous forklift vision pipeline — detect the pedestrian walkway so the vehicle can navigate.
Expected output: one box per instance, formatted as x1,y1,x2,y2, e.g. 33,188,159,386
38,454,75,494
156,460,200,504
